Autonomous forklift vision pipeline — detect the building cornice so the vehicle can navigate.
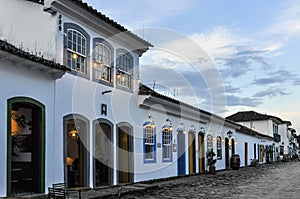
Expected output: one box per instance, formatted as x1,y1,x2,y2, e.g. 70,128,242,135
44,0,153,56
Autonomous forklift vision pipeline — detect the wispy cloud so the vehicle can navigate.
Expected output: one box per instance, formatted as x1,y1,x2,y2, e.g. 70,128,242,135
252,87,290,98
87,0,196,29
252,69,298,86
268,1,300,38
226,95,261,107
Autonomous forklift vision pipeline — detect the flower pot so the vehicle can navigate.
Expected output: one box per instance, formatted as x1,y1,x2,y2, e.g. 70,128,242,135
209,165,216,174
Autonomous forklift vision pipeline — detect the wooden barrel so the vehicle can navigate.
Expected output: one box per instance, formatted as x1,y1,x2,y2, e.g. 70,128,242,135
230,154,240,170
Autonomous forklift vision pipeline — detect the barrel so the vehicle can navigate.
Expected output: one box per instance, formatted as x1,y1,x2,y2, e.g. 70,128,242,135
230,154,240,170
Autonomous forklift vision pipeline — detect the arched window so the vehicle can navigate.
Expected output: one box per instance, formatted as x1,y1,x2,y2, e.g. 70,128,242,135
162,127,172,161
93,39,113,83
64,23,90,78
207,134,213,152
143,121,156,163
67,29,87,73
117,50,133,89
217,136,222,159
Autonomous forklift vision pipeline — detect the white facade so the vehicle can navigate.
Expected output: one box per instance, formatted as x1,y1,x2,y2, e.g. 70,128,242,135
0,0,296,197
0,45,67,196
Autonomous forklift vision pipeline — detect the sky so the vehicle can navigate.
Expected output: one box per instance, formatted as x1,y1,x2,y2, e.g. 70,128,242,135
84,0,300,133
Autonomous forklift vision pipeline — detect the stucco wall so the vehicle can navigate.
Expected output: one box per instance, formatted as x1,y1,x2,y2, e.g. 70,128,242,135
0,0,57,60
0,60,57,196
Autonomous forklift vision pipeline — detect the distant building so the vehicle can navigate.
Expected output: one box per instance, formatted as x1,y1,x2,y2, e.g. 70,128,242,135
226,111,296,160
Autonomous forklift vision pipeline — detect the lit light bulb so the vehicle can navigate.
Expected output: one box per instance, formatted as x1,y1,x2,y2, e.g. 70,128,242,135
72,53,78,60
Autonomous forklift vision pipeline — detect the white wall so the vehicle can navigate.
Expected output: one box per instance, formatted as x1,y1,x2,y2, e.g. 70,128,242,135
237,120,271,137
0,0,57,60
279,123,289,154
0,60,58,196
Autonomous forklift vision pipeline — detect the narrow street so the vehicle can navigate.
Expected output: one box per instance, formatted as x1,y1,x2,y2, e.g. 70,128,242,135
118,161,300,199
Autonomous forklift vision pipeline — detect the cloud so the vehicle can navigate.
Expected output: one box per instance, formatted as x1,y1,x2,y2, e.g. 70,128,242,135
267,2,300,38
225,85,241,94
252,69,299,86
86,0,196,29
252,87,290,98
226,95,261,107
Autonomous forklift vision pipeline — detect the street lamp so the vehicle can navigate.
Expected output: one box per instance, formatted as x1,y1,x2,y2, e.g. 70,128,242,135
227,130,233,138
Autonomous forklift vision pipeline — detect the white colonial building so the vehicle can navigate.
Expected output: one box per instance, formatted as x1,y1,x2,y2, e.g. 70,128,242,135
0,0,297,197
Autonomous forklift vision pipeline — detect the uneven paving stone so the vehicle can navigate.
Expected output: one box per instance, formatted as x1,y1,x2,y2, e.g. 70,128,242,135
65,161,300,198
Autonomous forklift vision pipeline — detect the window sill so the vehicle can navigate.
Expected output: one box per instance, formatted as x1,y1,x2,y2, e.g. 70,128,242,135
92,77,114,87
116,84,133,93
68,69,90,80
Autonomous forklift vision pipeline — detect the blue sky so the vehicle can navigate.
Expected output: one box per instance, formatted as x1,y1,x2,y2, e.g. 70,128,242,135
85,0,300,133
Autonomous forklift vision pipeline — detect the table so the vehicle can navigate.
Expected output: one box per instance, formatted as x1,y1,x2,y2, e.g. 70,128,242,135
68,187,91,199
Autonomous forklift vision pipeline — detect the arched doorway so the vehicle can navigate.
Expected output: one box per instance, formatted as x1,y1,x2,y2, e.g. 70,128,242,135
198,133,205,172
225,138,229,169
7,97,45,196
64,114,89,188
177,131,186,175
117,123,134,183
93,119,113,186
188,132,196,174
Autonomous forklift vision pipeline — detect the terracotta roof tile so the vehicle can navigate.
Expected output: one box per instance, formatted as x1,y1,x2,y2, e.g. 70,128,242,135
226,111,290,125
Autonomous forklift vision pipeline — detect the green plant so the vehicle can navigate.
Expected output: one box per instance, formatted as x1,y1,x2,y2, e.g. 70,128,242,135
206,150,217,167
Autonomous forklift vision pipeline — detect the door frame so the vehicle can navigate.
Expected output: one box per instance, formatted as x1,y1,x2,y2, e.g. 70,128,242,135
198,133,205,173
93,118,113,186
245,142,248,166
7,97,45,196
116,122,134,183
63,114,89,188
177,131,186,175
188,132,196,174
225,138,229,169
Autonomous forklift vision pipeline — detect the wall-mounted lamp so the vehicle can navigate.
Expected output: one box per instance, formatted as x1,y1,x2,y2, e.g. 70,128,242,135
148,115,154,124
166,119,173,131
179,122,186,134
191,125,196,132
227,130,233,138
200,127,205,134
69,129,78,140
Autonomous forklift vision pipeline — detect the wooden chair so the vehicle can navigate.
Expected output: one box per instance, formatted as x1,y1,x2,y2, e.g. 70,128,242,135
47,182,68,199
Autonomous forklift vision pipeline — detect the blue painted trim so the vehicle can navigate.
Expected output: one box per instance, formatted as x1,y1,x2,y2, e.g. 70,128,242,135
177,132,186,175
116,48,134,92
143,121,153,126
176,127,185,132
63,23,90,80
92,38,114,86
143,123,156,164
162,124,170,129
162,129,173,163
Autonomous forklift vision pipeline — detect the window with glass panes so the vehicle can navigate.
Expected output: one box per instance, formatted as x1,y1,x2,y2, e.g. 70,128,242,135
117,53,132,88
207,134,213,152
144,125,155,160
67,29,87,73
162,128,172,160
217,136,222,159
94,42,112,82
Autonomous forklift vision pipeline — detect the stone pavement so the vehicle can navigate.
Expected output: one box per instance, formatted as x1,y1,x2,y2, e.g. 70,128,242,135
67,160,300,199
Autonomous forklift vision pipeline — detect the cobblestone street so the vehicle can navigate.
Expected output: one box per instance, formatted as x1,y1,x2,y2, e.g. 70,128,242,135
68,161,300,198
119,161,300,199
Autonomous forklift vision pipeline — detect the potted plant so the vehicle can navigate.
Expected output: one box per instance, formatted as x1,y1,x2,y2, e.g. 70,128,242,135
206,150,217,174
